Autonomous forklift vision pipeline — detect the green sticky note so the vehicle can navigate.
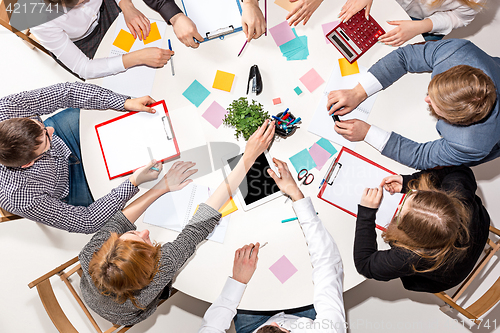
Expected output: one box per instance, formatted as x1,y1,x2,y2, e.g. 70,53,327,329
294,86,302,95
289,149,317,173
315,138,337,156
182,80,210,107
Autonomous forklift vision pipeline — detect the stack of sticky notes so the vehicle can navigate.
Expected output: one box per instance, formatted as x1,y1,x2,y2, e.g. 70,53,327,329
289,138,338,173
269,22,309,61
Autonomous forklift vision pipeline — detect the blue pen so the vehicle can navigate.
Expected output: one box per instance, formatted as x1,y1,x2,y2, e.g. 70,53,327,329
282,212,318,223
289,117,301,126
168,39,175,76
318,179,325,189
151,167,160,172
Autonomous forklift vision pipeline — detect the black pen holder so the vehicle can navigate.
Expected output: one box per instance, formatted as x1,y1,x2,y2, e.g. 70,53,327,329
274,112,298,138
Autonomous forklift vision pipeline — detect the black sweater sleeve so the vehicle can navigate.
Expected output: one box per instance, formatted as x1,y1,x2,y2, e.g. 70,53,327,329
143,0,183,24
354,205,415,281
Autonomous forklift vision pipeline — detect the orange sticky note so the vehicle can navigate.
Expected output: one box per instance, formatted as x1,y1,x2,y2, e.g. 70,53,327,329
219,197,238,217
113,29,136,52
274,0,299,12
143,22,162,45
338,58,360,76
213,70,235,92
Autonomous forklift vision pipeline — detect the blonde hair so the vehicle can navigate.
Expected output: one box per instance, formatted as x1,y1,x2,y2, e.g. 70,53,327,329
383,174,470,273
428,65,496,125
89,233,161,309
427,0,484,10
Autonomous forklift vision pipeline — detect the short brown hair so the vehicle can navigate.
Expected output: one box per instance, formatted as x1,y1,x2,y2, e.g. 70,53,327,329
383,174,470,273
428,65,497,125
89,233,162,309
0,118,44,167
256,326,284,333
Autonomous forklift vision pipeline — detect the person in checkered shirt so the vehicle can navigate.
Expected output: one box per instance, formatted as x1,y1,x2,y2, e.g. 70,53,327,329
0,81,166,234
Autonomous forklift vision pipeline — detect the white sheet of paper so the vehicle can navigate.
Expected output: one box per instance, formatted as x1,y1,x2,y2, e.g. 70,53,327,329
143,183,229,243
102,13,167,97
321,150,403,229
182,0,241,39
308,62,378,150
96,102,177,178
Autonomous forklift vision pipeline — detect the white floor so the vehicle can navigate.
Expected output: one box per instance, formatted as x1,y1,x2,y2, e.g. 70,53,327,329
1,3,500,333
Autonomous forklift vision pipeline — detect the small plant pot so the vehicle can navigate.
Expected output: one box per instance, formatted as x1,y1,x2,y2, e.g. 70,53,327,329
274,111,298,138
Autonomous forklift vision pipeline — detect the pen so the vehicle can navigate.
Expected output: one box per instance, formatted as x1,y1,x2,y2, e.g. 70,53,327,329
147,147,160,172
168,39,175,76
250,242,267,256
238,40,248,57
288,117,301,126
329,104,341,122
281,212,318,223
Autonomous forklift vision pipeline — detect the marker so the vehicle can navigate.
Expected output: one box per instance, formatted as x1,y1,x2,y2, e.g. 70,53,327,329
238,40,248,57
281,212,318,223
147,147,160,172
289,117,301,126
318,179,325,189
329,104,341,122
168,39,175,76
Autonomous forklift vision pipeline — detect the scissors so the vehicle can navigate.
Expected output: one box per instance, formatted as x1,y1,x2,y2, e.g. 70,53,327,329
298,169,314,185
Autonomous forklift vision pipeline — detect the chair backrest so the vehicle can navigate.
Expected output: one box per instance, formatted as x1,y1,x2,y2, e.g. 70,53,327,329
28,256,132,333
435,225,500,325
0,206,22,223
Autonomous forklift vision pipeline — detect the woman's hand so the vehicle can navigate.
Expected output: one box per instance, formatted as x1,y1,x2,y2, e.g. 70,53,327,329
378,19,432,47
338,0,373,22
243,119,275,163
120,0,151,40
153,161,198,193
129,160,162,186
286,0,323,26
267,158,304,201
360,186,383,209
242,0,266,41
380,175,403,194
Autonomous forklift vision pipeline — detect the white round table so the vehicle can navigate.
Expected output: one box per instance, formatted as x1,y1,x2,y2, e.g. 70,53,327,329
82,0,436,310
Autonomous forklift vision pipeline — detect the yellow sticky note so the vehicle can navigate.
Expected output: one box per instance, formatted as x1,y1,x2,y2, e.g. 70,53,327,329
274,0,299,12
143,22,162,45
113,29,136,53
213,70,235,92
219,197,238,217
338,58,360,77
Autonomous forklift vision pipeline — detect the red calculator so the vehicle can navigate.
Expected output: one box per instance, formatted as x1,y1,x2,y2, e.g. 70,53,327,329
326,10,385,64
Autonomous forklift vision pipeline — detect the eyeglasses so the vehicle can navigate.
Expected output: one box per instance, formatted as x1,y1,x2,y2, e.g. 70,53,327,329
28,114,52,161
395,189,416,225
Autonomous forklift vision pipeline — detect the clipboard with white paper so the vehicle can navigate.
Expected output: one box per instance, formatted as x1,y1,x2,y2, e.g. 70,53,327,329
181,0,243,42
95,100,180,180
318,147,404,230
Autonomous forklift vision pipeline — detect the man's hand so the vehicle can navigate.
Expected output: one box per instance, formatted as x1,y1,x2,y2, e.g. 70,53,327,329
120,0,151,40
334,119,370,141
338,0,373,22
287,0,323,26
243,119,275,163
327,83,367,116
129,160,162,187
153,161,198,193
380,175,403,195
267,158,304,202
124,96,157,113
379,19,433,47
170,13,204,48
232,243,260,284
360,186,383,209
242,0,266,41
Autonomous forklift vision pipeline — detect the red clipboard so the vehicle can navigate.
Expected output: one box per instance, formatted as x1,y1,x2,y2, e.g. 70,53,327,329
95,100,180,180
318,147,404,231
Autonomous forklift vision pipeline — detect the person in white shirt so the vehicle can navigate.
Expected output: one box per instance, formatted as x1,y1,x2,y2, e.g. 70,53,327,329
198,158,346,333
339,0,484,46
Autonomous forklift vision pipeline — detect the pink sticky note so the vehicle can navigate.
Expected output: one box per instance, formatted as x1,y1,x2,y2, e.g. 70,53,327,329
273,98,282,105
269,21,296,47
202,101,228,129
309,143,332,171
322,21,340,44
269,255,298,284
299,68,325,93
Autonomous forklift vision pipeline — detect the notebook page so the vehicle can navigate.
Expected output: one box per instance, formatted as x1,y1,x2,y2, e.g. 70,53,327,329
322,151,403,228
182,0,241,38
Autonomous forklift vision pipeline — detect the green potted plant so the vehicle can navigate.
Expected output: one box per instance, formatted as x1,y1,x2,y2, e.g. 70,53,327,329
223,97,270,141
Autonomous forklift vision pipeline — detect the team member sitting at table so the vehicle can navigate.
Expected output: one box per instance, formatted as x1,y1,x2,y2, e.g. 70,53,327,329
0,82,160,233
79,120,275,326
198,158,346,333
327,39,499,170
354,166,490,293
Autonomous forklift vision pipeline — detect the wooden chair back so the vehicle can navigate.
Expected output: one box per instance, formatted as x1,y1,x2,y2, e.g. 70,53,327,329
435,225,500,325
28,256,133,333
0,206,22,223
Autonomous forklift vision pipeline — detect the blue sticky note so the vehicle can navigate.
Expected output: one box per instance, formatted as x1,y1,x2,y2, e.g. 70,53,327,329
294,86,302,95
289,149,317,173
182,80,210,107
315,138,337,156
286,36,309,60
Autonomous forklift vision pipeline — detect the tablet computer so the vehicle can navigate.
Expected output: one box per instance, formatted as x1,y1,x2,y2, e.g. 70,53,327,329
223,150,283,211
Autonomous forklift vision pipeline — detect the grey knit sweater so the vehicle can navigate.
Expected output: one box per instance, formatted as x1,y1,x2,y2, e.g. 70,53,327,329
79,203,221,326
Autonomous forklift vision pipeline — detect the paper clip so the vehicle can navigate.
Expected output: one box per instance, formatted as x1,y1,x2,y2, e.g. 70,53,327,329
207,26,234,39
327,162,342,186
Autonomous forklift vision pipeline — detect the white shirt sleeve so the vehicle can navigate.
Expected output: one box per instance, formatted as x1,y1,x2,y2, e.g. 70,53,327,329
292,197,346,333
198,277,247,333
364,125,391,152
358,72,383,97
428,3,481,35
31,24,126,79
